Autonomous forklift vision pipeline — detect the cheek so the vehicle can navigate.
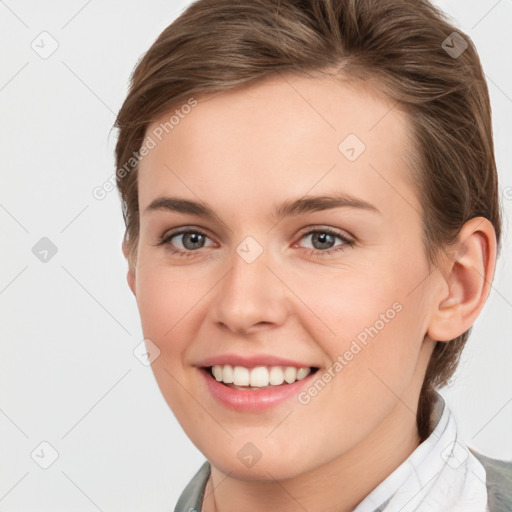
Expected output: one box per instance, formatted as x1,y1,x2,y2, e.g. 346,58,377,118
134,263,199,353
134,265,204,414
293,255,428,396
290,304,426,462
319,301,422,403
284,257,403,344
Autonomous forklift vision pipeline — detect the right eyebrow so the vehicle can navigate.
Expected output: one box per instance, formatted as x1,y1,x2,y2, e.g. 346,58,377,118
143,197,215,218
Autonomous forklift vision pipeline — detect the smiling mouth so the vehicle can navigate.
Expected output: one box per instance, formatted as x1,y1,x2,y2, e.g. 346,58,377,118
205,365,319,390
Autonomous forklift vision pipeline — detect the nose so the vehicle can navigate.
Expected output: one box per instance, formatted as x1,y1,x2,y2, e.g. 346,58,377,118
209,242,290,336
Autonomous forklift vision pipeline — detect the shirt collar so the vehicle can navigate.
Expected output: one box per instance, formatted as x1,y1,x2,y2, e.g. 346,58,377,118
351,391,488,512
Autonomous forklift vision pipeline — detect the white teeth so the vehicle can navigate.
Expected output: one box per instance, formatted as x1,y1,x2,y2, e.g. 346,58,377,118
222,364,234,384
296,367,311,380
233,366,250,386
283,366,297,384
249,366,269,387
210,364,312,387
269,366,285,385
212,365,222,381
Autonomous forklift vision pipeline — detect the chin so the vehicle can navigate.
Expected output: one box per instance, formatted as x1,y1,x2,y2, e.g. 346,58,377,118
204,442,322,482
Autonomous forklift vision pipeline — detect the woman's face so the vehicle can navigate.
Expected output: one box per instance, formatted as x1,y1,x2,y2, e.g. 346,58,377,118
129,74,441,479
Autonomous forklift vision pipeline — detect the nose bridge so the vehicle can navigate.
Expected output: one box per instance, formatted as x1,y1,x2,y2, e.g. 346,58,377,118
211,234,289,334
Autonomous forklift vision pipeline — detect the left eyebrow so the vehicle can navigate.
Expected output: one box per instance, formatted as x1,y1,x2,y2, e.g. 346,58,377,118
142,192,380,220
272,193,381,218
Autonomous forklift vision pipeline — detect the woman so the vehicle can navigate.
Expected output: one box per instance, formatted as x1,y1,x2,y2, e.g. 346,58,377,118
114,0,512,510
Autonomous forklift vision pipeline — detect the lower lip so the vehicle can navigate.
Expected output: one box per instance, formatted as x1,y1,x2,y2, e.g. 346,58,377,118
199,368,317,412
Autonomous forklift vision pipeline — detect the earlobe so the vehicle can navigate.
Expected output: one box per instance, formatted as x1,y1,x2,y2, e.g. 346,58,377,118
426,217,496,342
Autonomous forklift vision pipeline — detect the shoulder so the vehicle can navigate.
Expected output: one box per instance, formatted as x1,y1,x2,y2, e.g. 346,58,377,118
174,461,211,512
470,448,512,512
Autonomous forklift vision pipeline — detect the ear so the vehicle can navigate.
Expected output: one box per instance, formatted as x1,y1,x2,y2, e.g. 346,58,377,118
122,238,136,296
426,217,497,342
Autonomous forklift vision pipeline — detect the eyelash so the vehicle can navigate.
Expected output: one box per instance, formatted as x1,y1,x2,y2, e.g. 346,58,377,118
156,227,354,258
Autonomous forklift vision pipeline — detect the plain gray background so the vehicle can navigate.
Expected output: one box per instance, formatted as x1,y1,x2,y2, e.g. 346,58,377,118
1,0,511,510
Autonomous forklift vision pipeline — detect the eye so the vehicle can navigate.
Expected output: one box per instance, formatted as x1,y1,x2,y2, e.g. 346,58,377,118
155,226,354,258
157,228,214,256
298,228,354,256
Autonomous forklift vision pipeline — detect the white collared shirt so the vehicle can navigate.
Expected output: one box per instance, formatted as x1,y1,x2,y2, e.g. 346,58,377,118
352,392,488,512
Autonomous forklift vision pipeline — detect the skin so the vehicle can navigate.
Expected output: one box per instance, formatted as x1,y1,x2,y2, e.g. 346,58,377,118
122,72,496,512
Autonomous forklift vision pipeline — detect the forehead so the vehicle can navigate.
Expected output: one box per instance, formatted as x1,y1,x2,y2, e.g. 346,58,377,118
138,73,419,221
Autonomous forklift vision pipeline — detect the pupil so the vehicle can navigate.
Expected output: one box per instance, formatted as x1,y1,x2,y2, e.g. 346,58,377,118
313,232,334,249
184,233,204,249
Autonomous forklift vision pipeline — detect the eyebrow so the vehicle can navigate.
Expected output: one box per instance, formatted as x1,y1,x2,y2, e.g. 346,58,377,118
143,193,380,220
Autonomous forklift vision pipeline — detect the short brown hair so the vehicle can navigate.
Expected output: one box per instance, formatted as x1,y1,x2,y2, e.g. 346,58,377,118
114,0,502,441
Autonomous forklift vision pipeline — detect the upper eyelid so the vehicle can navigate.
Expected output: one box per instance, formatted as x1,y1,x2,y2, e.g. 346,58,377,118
301,226,352,237
162,228,214,245
297,226,354,244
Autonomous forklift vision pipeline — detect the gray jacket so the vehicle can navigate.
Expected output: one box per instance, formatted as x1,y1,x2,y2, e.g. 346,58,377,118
470,449,512,512
174,453,512,512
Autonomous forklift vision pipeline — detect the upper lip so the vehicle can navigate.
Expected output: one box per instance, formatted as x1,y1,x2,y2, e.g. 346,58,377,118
197,354,317,369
